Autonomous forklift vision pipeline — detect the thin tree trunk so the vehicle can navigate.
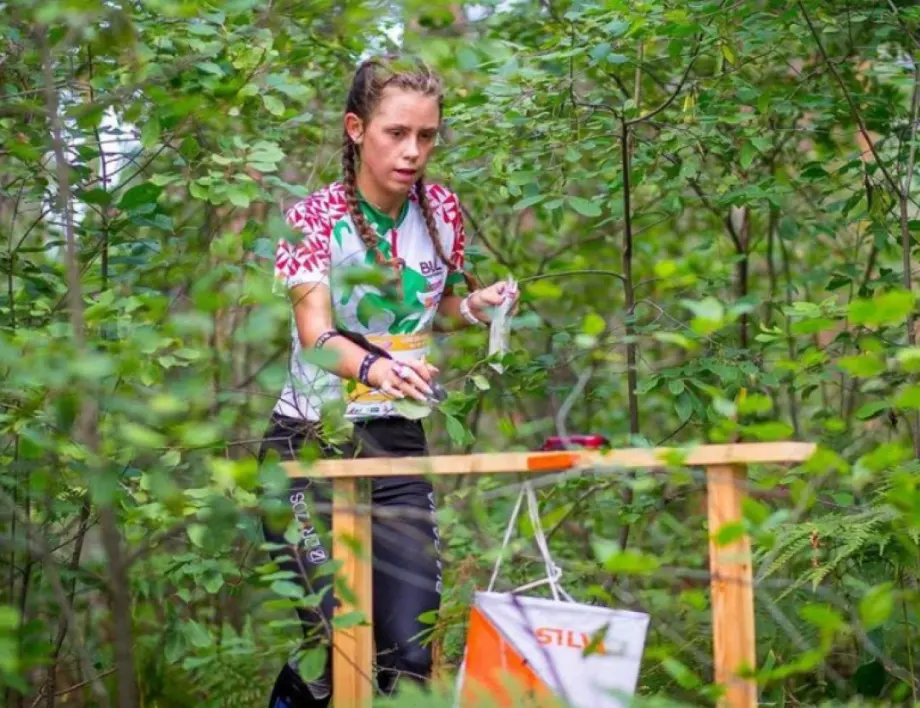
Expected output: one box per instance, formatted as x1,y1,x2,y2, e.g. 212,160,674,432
618,116,639,552
40,29,136,708
900,62,920,457
46,498,91,707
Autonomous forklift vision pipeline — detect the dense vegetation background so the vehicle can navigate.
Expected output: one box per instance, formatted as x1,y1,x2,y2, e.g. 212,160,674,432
2,0,920,705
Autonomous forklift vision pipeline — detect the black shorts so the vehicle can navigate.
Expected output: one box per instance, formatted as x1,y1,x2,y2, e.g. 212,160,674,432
258,413,442,702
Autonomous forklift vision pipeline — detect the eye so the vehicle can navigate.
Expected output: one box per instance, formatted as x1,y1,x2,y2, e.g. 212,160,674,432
388,128,405,138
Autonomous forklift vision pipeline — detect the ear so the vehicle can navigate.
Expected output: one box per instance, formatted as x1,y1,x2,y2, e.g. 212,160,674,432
344,112,365,145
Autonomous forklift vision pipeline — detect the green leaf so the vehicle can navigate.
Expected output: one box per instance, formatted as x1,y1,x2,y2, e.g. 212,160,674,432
444,414,468,447
249,142,285,165
185,621,211,648
79,188,112,206
228,186,251,208
740,143,756,169
332,611,366,629
582,313,606,336
713,397,737,417
652,331,696,350
595,541,661,575
737,393,773,415
859,583,894,631
196,61,224,75
675,393,692,422
714,521,745,546
141,116,161,149
526,280,563,299
393,399,431,420
589,43,611,62
661,657,702,690
567,196,601,217
298,647,328,682
682,297,725,334
0,606,21,632
118,182,162,211
838,353,885,378
856,401,888,420
896,347,920,373
472,374,490,391
742,421,793,441
605,19,630,36
203,573,224,594
849,289,915,327
895,385,920,410
187,524,208,548
270,580,305,599
263,94,286,116
799,603,845,633
512,194,545,211
120,422,167,449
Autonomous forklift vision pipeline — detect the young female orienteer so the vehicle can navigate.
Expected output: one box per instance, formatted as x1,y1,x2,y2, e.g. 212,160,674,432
258,55,518,707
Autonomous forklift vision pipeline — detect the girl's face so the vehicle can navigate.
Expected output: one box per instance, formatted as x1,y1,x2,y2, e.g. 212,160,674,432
347,86,441,200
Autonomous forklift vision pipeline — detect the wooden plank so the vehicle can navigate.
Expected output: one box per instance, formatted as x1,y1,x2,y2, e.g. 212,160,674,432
284,442,815,480
706,465,757,708
331,477,374,708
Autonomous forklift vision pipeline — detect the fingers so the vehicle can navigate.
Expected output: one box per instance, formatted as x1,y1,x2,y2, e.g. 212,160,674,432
379,379,404,399
380,362,428,403
401,358,435,383
368,357,443,405
475,280,519,309
395,362,434,399
421,355,439,376
477,288,506,306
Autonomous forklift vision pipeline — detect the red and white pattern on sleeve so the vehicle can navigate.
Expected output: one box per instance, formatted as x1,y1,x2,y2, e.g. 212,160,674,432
274,184,349,287
424,183,466,273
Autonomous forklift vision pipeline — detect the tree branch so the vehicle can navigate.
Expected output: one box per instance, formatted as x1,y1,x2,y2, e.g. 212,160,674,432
627,37,702,126
797,0,900,193
517,269,626,284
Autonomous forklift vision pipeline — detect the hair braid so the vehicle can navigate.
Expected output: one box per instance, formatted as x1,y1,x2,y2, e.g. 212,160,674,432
415,177,451,267
342,132,404,298
342,133,381,259
415,178,479,293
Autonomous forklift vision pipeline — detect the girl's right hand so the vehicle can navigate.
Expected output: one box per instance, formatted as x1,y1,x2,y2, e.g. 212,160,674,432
367,358,439,403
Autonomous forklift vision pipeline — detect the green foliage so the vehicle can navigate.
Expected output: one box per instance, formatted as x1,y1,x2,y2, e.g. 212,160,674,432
2,0,920,705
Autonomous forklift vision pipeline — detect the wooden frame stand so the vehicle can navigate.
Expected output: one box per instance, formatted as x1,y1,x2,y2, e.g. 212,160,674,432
284,441,815,708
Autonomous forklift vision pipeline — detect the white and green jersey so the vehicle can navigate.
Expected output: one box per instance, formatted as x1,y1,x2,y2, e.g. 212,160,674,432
273,180,467,421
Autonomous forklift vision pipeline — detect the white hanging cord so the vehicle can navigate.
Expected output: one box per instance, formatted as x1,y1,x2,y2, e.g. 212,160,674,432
486,480,573,602
525,482,565,601
487,484,526,592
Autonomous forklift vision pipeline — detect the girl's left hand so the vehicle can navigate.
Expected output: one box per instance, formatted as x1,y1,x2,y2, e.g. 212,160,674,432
469,279,519,322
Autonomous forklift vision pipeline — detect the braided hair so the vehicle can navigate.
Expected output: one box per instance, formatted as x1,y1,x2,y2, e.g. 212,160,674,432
341,55,477,294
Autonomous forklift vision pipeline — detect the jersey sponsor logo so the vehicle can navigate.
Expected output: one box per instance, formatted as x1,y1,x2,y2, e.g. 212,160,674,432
420,259,444,277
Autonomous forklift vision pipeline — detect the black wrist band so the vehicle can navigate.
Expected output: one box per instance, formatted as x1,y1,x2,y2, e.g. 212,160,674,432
358,354,380,386
314,330,341,349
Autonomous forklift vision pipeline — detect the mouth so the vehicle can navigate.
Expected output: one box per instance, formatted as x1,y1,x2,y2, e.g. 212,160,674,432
393,168,417,182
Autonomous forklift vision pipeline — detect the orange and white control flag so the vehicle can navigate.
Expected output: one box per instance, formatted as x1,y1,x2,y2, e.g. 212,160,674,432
458,591,649,708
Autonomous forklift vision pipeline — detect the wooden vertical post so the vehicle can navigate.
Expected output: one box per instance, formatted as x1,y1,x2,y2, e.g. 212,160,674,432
706,464,757,708
332,477,374,708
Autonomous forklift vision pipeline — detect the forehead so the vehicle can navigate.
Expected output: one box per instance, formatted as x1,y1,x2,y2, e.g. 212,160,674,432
371,86,440,127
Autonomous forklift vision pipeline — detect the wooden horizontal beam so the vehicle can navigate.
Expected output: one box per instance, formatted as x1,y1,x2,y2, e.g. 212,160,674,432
283,441,816,480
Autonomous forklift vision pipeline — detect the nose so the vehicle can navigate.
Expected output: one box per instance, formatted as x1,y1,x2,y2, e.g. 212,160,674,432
404,136,420,160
